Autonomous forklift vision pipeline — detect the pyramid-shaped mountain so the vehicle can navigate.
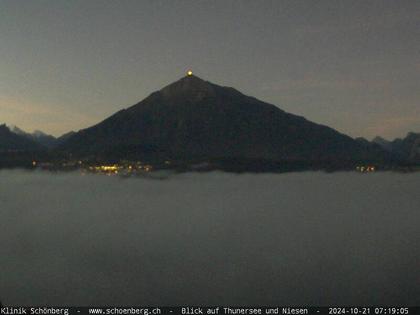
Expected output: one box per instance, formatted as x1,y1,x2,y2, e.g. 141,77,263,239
60,75,389,165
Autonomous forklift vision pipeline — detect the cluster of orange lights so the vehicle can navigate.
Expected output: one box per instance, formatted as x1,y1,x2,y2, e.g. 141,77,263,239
87,163,153,175
356,166,376,173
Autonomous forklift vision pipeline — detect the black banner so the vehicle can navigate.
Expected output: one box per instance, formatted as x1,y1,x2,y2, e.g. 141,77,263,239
0,307,418,315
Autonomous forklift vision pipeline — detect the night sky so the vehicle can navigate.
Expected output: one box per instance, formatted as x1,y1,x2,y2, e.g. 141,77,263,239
0,0,418,139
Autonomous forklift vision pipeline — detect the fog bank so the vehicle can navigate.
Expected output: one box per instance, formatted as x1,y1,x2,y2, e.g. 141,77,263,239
0,170,419,305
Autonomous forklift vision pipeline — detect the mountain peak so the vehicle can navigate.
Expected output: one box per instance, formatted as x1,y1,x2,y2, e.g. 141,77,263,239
153,74,244,105
160,74,214,93
60,72,395,165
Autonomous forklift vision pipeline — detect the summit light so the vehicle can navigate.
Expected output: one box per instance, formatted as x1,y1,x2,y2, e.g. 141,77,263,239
187,70,193,76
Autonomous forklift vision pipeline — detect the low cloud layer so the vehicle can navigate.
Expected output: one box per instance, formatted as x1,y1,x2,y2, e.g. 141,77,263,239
0,170,419,305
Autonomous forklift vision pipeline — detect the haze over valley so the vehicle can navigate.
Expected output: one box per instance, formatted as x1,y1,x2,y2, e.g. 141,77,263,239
1,170,419,305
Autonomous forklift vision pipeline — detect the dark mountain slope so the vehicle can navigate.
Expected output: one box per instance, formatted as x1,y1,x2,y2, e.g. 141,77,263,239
60,75,390,164
374,133,420,163
10,126,57,148
0,124,44,152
